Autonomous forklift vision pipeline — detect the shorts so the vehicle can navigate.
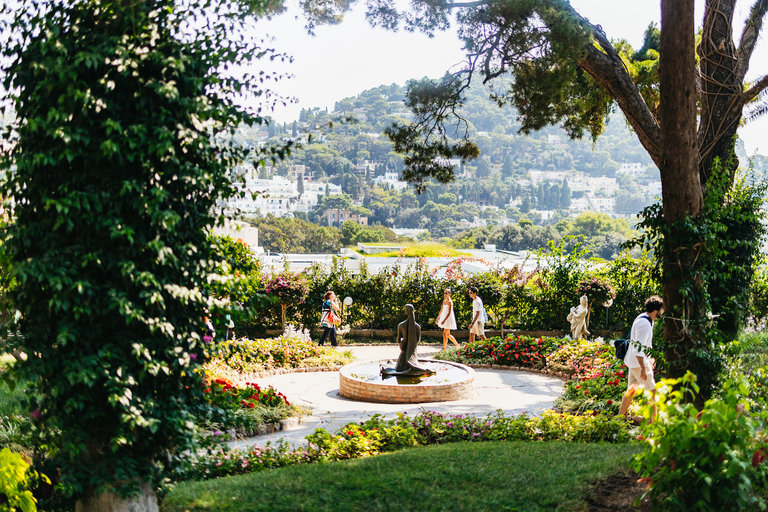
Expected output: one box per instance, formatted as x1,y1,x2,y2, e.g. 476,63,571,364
627,366,656,392
470,321,485,336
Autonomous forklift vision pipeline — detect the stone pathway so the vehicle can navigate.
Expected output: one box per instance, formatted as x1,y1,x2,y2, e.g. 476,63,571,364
227,343,565,450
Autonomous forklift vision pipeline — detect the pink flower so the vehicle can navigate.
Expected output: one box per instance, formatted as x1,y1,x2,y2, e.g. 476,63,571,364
203,335,212,343
31,409,41,419
190,353,198,361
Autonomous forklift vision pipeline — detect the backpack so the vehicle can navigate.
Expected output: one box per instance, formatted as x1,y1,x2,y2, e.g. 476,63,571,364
480,305,488,324
613,315,652,361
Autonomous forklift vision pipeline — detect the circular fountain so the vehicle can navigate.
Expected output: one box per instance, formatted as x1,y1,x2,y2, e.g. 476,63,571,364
339,359,475,404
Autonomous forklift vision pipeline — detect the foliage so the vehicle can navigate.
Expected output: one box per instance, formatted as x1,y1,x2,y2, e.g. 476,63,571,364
0,447,48,512
546,338,615,378
207,333,352,373
751,258,768,320
172,409,632,482
632,373,768,511
247,250,660,334
0,0,290,499
193,376,301,436
600,250,660,333
576,277,616,307
522,239,590,330
204,377,290,410
245,216,343,254
556,362,627,415
719,331,768,412
265,272,309,306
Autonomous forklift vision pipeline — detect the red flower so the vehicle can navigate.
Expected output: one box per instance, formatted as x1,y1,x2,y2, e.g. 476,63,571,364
753,449,767,468
637,477,653,488
606,400,613,405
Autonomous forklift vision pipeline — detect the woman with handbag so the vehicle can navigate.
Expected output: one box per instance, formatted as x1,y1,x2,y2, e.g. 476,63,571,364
319,290,341,347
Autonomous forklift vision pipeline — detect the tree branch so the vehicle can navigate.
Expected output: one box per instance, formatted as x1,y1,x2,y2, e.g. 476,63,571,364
578,42,662,167
736,0,768,81
562,6,662,165
742,73,768,104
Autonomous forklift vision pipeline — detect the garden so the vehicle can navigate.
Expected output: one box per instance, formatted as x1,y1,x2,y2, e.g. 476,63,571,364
5,237,768,510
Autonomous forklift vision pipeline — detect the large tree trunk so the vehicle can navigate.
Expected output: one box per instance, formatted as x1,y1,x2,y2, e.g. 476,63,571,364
75,483,158,512
659,0,704,388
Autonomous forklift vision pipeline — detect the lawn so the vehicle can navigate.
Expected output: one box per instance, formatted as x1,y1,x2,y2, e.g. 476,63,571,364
161,441,642,512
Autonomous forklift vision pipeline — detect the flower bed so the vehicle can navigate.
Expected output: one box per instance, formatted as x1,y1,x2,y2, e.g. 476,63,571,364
208,327,353,373
173,409,633,482
194,376,302,437
445,334,563,368
437,335,629,414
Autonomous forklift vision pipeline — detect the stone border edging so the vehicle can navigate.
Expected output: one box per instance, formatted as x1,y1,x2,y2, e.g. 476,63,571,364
246,363,572,381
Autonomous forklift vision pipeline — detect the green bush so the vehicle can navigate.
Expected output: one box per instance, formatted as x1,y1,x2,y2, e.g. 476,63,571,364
632,373,768,511
556,362,627,414
243,245,662,333
172,409,633,482
209,334,351,373
0,447,48,512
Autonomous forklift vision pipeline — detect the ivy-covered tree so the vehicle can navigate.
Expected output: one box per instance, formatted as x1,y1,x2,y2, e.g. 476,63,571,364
0,0,288,509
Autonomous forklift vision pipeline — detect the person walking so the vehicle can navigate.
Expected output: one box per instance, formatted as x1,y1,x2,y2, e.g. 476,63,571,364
468,286,487,343
618,295,664,419
437,289,460,350
318,290,340,347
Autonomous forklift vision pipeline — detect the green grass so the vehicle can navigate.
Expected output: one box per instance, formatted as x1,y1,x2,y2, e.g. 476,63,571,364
161,441,641,512
358,242,470,258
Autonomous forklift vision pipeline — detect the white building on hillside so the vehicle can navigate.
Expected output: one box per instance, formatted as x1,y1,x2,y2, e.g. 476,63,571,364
529,170,569,185
373,171,408,192
617,162,645,177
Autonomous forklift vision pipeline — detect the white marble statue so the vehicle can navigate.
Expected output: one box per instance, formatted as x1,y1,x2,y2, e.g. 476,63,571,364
567,294,591,340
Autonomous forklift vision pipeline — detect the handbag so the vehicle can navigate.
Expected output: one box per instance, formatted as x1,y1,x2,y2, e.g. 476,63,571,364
327,309,341,326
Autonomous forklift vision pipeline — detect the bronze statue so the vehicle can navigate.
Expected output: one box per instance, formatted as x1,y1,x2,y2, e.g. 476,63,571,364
381,304,435,377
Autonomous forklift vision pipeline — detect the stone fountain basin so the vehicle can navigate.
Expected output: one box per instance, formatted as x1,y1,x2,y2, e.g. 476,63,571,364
339,359,475,404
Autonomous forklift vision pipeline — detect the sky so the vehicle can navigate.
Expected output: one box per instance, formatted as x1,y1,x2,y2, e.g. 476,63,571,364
250,0,768,156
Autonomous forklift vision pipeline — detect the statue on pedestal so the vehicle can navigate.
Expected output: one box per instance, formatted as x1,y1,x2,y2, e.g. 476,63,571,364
381,304,435,377
567,294,591,340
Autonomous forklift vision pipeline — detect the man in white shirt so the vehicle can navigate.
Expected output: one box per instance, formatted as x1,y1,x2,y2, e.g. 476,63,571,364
468,286,487,343
618,295,664,419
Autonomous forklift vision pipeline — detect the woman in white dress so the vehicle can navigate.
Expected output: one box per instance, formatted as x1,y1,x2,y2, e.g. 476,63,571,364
437,289,460,350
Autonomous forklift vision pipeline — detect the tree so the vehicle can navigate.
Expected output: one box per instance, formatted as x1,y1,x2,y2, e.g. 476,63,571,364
0,0,288,508
359,0,768,392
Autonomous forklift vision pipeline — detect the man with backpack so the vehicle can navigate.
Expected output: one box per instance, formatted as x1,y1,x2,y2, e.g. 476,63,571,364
618,295,664,419
468,286,487,343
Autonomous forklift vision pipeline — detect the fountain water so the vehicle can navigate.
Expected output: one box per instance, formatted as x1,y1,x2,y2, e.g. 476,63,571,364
339,359,475,403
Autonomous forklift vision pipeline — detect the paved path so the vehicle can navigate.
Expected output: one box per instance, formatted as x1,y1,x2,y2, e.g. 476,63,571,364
228,344,564,450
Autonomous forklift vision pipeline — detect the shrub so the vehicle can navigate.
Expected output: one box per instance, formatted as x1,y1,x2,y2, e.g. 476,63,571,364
210,335,348,373
546,338,615,378
172,409,633,482
556,362,628,414
632,373,768,511
576,277,616,307
0,447,48,512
